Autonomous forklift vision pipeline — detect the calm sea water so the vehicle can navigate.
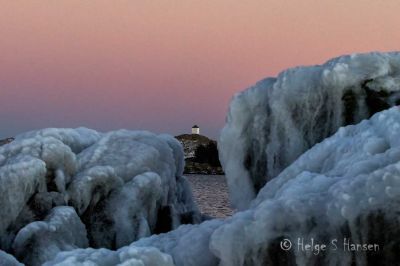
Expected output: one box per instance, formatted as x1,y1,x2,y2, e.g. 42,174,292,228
186,174,233,218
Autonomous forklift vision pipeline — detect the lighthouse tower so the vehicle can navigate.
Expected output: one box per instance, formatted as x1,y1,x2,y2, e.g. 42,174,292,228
191,125,200,135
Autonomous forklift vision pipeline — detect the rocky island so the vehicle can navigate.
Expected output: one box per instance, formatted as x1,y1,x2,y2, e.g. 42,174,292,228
175,134,224,175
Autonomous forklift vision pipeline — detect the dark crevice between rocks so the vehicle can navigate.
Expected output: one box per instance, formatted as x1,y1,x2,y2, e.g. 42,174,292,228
1,181,68,252
365,210,400,266
333,210,400,266
180,211,195,225
28,193,61,220
244,153,252,171
80,187,116,250
2,207,35,252
362,79,392,117
341,78,394,129
342,89,358,125
154,205,173,234
14,240,36,265
242,104,271,195
244,125,270,194
46,168,59,192
320,210,400,266
244,146,268,194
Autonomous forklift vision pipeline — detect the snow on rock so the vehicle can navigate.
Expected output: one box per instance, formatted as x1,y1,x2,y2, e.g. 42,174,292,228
0,156,47,250
210,107,400,265
133,219,224,266
219,51,400,209
66,130,200,248
12,206,88,266
103,172,163,248
47,219,224,266
47,107,400,265
14,127,101,154
44,246,174,266
0,128,200,263
0,128,99,252
0,250,23,266
127,107,400,266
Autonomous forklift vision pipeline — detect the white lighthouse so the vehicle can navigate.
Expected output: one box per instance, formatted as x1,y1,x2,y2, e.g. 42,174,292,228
191,125,200,135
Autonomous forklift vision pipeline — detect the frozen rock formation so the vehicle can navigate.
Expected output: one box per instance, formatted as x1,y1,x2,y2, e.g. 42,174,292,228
46,107,400,266
134,219,224,266
0,128,199,265
44,246,174,266
219,52,400,209
0,250,23,266
211,107,400,265
13,207,88,266
48,220,223,266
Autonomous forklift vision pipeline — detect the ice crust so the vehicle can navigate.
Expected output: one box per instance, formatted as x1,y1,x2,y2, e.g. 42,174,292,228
13,207,88,266
47,107,400,265
0,128,199,265
0,250,23,266
219,52,400,209
43,247,174,266
210,107,400,265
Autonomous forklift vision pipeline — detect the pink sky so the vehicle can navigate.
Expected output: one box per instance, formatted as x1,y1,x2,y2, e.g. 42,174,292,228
0,1,399,138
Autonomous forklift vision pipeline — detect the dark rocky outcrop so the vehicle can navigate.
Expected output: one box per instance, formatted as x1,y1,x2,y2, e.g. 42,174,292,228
175,134,224,175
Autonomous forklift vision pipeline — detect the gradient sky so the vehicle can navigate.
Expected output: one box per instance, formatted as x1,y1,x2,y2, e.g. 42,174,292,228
1,1,399,139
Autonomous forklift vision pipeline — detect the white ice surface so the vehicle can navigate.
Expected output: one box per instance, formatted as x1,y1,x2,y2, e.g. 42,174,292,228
0,250,23,266
0,128,199,265
13,207,88,266
219,52,400,209
46,107,400,265
44,246,174,266
212,107,400,265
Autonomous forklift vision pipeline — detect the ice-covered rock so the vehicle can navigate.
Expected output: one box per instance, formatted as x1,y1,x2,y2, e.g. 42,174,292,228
44,246,174,266
44,107,400,266
47,219,224,266
0,250,23,266
134,219,224,266
211,107,400,265
12,207,88,266
219,52,400,209
0,128,200,263
0,128,99,252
